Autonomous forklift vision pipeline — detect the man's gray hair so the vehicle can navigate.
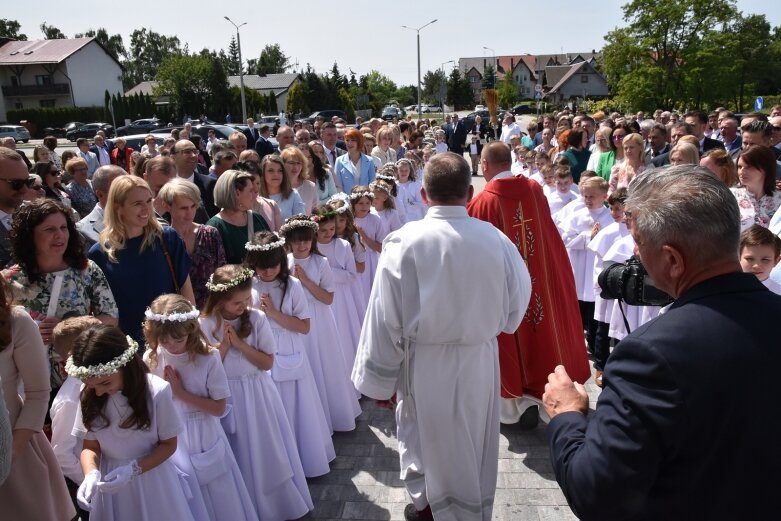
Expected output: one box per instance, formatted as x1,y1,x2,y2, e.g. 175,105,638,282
640,119,655,133
650,122,668,135
1,137,15,146
92,165,124,194
626,165,740,265
423,152,471,202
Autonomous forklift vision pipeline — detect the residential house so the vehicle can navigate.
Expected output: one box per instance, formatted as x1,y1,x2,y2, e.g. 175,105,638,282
544,61,608,103
0,37,123,122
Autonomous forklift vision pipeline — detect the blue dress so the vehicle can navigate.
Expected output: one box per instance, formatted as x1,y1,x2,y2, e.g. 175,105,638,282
89,226,191,343
270,190,306,220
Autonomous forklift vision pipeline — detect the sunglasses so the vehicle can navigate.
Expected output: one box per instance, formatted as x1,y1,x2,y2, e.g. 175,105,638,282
0,177,36,191
612,135,626,141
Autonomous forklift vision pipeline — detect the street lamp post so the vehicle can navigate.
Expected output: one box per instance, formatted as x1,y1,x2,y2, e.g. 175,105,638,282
402,19,438,121
482,46,496,88
224,16,248,122
440,60,454,114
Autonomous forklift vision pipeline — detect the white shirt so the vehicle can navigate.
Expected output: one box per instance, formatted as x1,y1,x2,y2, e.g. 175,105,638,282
0,209,12,231
500,122,521,144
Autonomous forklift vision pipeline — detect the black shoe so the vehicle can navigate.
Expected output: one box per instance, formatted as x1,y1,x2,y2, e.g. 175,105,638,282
404,503,433,521
518,405,540,430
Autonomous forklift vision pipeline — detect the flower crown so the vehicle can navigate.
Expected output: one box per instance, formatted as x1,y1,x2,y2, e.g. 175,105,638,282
375,173,397,184
370,182,391,196
65,336,139,379
144,307,199,323
205,268,254,292
279,219,319,235
245,237,285,252
331,204,351,215
311,210,338,222
350,191,375,201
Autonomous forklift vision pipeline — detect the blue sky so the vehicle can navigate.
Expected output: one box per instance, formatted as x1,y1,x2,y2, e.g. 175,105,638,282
8,0,779,87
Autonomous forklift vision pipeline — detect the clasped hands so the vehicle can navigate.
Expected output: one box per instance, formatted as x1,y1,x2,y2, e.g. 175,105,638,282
77,460,141,510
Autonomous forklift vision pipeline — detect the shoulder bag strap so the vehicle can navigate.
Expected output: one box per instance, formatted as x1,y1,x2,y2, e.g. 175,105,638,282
247,210,255,243
158,235,181,293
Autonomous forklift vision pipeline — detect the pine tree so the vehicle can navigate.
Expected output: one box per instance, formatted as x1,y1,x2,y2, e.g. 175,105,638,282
227,36,241,75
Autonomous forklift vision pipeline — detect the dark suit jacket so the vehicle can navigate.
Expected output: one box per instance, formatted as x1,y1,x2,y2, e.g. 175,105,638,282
243,127,259,149
449,121,467,153
547,272,781,520
190,172,218,217
254,136,276,160
0,225,11,268
702,136,724,153
651,151,670,168
17,150,32,171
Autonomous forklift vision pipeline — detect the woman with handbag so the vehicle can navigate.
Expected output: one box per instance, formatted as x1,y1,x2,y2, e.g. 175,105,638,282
88,176,193,344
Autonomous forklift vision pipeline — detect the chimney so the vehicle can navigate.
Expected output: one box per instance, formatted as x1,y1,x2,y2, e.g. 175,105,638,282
511,58,514,69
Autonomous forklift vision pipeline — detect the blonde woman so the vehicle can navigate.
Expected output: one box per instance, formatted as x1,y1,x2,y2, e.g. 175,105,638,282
669,141,700,166
280,146,317,214
371,126,397,166
157,178,226,307
608,133,646,195
88,175,194,343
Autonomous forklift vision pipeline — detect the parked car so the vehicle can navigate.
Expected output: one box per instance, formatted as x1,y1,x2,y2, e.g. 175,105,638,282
122,133,165,152
297,110,347,125
474,105,486,111
422,105,443,113
256,116,281,135
381,106,404,121
115,118,165,136
0,125,30,143
66,122,114,141
511,104,533,115
404,104,417,112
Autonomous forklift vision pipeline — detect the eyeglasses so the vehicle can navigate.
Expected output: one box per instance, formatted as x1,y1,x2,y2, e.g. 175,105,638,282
0,177,36,191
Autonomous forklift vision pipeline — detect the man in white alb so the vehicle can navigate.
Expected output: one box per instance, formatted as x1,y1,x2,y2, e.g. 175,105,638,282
352,152,531,521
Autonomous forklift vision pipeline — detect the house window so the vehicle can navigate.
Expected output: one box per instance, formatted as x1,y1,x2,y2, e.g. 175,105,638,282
10,76,19,87
14,102,23,109
35,75,53,86
581,75,589,83
39,99,56,108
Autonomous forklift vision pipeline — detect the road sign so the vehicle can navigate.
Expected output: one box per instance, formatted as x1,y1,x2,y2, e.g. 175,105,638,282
755,96,764,111
534,84,543,93
535,91,543,100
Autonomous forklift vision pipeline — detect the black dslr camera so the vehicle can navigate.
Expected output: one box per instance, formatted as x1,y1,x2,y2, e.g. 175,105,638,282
598,256,674,307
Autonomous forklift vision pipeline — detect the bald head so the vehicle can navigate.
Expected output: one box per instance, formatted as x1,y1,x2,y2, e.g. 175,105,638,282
480,142,512,181
422,152,473,206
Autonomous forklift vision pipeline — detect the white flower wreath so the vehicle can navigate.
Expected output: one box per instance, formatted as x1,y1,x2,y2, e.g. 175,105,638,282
65,336,139,379
144,307,199,323
279,220,319,235
370,182,391,196
375,173,397,183
205,268,254,292
349,191,375,201
245,237,286,252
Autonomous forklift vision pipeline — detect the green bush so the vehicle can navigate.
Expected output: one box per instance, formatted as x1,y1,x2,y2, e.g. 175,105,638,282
6,107,108,137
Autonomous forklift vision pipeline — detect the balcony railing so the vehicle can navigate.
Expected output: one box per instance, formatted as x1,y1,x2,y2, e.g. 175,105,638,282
2,83,70,96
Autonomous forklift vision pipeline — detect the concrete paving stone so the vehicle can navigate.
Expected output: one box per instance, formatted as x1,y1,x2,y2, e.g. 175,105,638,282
341,501,393,520
537,505,579,521
494,487,569,506
492,503,541,521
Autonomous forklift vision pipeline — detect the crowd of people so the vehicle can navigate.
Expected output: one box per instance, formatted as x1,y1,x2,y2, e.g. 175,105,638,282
0,100,779,521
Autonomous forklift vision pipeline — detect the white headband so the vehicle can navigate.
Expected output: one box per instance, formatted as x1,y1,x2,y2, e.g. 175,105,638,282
65,336,139,379
245,237,286,252
144,307,199,323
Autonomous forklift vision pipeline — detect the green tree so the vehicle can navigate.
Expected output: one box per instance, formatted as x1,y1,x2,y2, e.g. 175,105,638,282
155,53,227,118
481,65,496,90
286,82,310,115
253,43,290,75
601,0,737,110
447,68,473,110
125,29,183,90
497,73,518,108
74,28,126,61
422,69,446,104
0,19,26,40
226,36,241,75
40,23,66,39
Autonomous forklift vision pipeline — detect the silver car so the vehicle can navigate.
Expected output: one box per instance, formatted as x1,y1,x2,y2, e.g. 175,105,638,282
0,125,30,143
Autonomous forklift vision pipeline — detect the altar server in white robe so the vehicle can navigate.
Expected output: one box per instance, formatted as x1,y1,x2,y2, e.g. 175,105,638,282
352,152,531,521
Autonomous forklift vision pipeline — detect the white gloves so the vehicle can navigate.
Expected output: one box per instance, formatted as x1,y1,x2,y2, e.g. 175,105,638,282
96,460,141,494
76,469,101,510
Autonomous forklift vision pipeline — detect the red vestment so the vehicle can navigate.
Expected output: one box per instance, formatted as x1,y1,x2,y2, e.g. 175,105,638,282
468,176,590,399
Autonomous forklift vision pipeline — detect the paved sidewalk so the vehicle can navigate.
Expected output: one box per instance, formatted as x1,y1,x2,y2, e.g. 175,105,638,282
306,367,601,520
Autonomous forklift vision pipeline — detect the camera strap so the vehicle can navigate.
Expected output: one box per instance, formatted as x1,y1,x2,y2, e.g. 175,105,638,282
617,299,632,335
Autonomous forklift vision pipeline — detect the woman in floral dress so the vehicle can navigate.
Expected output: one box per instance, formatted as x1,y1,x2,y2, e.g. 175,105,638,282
3,199,118,404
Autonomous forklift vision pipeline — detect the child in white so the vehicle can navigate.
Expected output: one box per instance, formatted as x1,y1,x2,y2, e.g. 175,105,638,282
245,233,336,478
143,294,256,521
434,129,448,154
540,165,557,195
739,224,781,295
329,197,368,325
282,215,361,432
547,167,579,216
561,176,614,352
199,265,313,519
50,316,103,513
314,206,364,371
351,186,384,302
371,178,405,235
396,158,427,222
70,326,195,520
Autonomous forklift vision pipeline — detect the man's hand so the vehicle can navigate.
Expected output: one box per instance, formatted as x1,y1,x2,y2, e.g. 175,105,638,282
543,365,589,419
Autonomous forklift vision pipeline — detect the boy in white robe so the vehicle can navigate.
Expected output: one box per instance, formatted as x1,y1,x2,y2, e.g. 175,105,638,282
561,176,613,354
352,153,531,521
546,167,579,216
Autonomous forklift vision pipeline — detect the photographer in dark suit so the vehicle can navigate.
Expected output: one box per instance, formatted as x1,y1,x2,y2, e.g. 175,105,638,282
448,114,467,155
543,165,780,520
